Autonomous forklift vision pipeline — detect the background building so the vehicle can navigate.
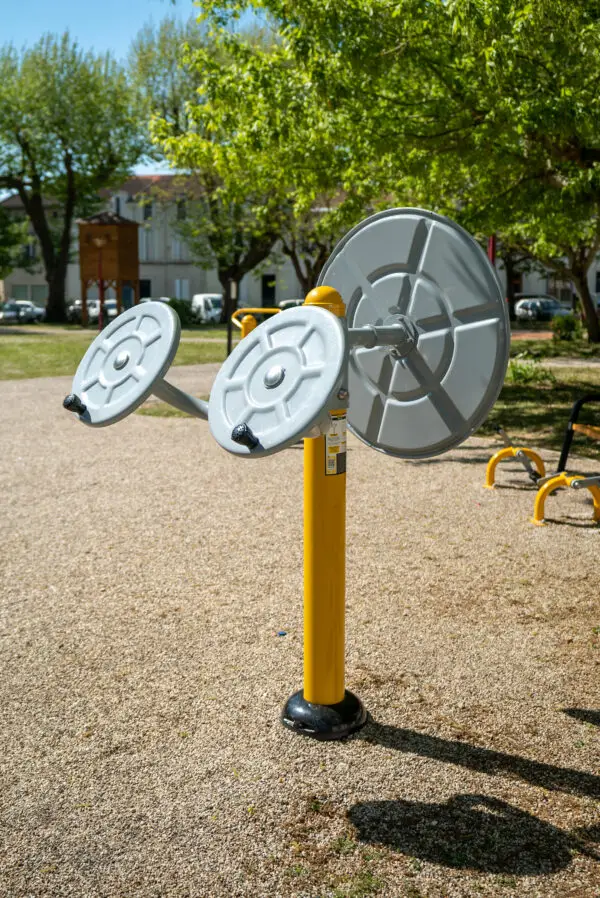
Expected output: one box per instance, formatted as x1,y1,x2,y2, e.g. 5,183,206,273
0,175,305,308
2,177,599,310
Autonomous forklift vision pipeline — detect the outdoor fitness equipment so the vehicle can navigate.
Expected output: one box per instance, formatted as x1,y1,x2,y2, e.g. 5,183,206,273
63,207,510,741
483,394,600,525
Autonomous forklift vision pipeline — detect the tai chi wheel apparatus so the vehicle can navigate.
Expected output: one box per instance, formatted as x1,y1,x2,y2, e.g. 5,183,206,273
64,208,510,741
63,302,209,424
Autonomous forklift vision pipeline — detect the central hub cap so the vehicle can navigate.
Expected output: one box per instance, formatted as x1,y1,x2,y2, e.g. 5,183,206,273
264,364,286,389
113,351,130,370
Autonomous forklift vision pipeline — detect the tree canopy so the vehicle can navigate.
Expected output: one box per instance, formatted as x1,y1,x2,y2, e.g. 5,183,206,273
0,33,145,320
196,0,600,338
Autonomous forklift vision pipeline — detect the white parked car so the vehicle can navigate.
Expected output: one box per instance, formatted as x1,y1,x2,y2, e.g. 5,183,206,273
192,293,223,323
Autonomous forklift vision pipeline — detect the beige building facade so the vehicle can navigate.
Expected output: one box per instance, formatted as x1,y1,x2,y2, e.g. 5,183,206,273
0,175,305,307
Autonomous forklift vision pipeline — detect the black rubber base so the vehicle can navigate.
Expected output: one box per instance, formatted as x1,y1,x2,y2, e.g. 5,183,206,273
281,689,367,741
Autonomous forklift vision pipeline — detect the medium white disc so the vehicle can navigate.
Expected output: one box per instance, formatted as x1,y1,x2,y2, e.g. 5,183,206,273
71,302,180,426
209,305,346,456
318,208,510,458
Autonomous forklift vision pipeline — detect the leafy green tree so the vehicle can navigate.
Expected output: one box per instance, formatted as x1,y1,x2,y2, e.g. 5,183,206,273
0,207,27,281
0,34,145,321
148,23,380,309
157,175,284,320
129,17,209,139
198,0,600,340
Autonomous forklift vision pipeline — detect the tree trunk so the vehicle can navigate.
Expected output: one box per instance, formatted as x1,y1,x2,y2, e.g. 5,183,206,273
572,271,600,343
218,270,239,325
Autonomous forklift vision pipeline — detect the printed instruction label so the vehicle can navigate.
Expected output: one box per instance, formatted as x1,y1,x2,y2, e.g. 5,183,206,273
325,413,347,476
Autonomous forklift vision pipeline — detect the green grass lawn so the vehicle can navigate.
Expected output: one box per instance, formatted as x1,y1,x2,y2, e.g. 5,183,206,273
478,365,600,461
510,335,600,359
3,328,600,463
0,331,229,380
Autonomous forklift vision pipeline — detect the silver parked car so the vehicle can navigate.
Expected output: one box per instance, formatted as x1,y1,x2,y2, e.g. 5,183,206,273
14,300,45,323
0,301,27,324
514,295,572,323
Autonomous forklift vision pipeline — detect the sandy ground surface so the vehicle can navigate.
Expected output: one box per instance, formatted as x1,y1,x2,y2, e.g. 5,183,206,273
1,365,600,898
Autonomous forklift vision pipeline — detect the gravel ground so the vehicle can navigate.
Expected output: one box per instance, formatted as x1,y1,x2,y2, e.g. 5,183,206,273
1,365,599,898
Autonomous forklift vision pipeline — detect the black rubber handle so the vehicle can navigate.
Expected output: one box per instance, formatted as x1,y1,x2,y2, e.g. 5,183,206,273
63,393,87,415
231,423,259,449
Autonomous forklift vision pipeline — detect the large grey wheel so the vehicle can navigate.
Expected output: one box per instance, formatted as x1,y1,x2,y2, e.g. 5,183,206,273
318,208,510,458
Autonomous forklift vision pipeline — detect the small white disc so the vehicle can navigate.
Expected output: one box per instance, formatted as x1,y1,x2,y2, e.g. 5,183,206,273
209,305,346,456
71,302,180,426
318,208,510,458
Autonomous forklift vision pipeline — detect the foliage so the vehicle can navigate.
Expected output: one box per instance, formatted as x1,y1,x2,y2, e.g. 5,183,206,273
129,17,209,139
0,33,145,321
551,313,582,342
0,207,27,279
148,20,377,306
505,357,557,387
196,0,600,340
167,297,195,328
480,366,600,462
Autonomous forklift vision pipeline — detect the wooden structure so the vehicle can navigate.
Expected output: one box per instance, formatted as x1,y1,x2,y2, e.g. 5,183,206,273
78,212,140,327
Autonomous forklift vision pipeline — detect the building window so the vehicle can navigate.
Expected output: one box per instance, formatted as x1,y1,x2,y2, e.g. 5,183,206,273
171,237,183,261
140,279,152,299
114,196,121,216
175,278,189,301
176,200,186,221
143,203,153,221
139,228,154,262
31,285,47,305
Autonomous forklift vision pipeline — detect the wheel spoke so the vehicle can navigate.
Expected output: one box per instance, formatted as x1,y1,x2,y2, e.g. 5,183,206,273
300,364,325,379
139,329,161,348
131,365,146,382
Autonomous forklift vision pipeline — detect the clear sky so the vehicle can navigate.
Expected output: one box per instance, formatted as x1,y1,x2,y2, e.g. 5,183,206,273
4,0,255,174
3,0,197,63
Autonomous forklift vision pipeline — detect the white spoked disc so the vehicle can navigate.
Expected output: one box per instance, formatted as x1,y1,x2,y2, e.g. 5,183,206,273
71,302,180,426
209,305,346,456
318,208,510,458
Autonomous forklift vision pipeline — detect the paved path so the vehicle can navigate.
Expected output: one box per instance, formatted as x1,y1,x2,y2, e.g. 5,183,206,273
1,365,600,898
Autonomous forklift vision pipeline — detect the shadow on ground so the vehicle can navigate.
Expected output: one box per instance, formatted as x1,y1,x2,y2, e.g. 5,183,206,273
347,793,598,874
563,708,600,727
359,720,600,799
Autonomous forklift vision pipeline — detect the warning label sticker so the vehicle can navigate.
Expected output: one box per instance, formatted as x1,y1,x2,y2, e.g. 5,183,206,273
325,413,347,476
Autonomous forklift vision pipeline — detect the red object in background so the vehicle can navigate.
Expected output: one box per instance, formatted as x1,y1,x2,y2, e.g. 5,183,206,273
487,234,496,265
97,245,104,331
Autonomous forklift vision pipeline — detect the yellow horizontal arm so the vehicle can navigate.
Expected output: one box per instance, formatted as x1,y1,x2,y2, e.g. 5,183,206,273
231,307,281,329
572,423,600,442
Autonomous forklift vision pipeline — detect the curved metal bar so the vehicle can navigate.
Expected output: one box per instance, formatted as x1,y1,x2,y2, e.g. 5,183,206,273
484,446,545,488
532,472,600,525
152,378,209,420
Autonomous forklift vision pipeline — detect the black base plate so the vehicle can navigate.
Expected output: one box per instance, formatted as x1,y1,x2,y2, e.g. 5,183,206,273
281,689,367,741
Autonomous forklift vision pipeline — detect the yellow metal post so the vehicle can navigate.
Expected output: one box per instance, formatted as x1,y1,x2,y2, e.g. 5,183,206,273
282,286,367,739
240,314,257,339
303,286,347,705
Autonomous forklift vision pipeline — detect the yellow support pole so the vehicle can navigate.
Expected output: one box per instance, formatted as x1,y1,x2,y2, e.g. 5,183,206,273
240,314,257,339
303,285,347,705
281,286,366,739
